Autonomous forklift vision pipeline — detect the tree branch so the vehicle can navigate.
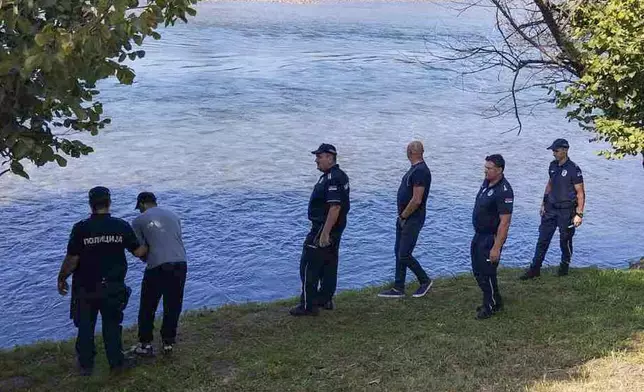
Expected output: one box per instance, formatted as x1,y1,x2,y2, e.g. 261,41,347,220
532,0,584,75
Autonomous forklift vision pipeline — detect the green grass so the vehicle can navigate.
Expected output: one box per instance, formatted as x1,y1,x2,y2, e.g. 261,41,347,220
1,267,643,392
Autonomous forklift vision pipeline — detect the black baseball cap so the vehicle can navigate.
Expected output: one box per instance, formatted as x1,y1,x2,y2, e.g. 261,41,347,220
311,143,337,155
88,186,111,207
547,138,570,150
135,191,157,209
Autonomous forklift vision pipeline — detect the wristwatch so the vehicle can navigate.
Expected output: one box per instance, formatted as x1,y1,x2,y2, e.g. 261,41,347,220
576,212,584,218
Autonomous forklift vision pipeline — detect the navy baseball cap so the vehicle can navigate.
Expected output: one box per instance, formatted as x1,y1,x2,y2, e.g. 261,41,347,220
311,143,337,155
135,192,157,209
88,186,111,204
547,138,570,150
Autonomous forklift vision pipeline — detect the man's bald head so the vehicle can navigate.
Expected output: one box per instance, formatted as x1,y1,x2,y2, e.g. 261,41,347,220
407,141,425,162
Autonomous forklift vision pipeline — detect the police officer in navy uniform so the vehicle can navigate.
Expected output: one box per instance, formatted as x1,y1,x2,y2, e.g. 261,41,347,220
520,139,585,279
471,155,514,320
57,187,147,375
290,143,350,316
378,141,433,298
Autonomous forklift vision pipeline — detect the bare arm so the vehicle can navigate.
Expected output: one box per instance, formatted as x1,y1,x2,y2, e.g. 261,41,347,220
574,183,585,214
489,214,512,264
322,205,341,237
57,254,80,295
400,186,425,219
542,179,552,204
493,214,512,251
131,245,148,259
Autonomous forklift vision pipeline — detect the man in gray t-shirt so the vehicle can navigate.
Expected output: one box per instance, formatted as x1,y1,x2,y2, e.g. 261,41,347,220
131,192,187,356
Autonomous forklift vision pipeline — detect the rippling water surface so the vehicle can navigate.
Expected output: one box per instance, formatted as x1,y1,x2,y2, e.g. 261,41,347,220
1,2,643,348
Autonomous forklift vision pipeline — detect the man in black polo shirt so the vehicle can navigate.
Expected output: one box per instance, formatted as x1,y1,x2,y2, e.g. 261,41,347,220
57,186,147,375
520,139,585,279
471,155,514,320
378,141,433,298
290,143,350,316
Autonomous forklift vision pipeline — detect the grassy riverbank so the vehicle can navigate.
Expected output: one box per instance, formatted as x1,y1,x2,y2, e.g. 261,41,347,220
1,268,643,391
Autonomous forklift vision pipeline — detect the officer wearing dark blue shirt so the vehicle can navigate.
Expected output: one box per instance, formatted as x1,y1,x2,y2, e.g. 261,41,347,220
290,144,350,316
521,139,585,279
471,155,514,319
378,141,433,298
57,187,147,375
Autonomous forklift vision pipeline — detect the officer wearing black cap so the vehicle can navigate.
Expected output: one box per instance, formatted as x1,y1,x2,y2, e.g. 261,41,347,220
57,186,147,375
290,143,350,316
471,155,514,319
521,139,585,279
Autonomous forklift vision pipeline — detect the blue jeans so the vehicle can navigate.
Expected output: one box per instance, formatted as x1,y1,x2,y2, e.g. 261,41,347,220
394,214,430,291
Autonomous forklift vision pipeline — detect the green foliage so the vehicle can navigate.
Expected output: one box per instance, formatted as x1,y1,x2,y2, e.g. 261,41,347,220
0,0,198,178
557,0,644,158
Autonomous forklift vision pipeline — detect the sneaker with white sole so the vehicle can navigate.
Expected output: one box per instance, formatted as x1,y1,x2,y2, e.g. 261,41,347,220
377,288,405,298
412,280,433,298
132,343,154,357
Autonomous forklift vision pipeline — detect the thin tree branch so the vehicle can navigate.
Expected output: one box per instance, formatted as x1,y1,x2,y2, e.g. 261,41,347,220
533,0,584,75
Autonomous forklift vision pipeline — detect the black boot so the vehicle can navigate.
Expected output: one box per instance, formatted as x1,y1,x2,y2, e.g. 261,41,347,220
289,305,319,316
557,262,570,276
519,267,540,280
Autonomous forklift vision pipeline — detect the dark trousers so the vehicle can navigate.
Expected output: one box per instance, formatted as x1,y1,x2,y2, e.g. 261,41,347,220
138,262,187,345
394,214,429,291
471,233,502,310
531,203,576,269
299,227,341,311
74,284,130,369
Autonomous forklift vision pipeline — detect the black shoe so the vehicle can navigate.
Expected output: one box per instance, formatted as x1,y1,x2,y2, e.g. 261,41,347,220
377,288,405,298
289,305,319,316
412,280,433,298
75,358,94,377
519,268,540,280
162,343,174,355
322,299,335,310
557,262,570,276
476,306,494,320
110,356,137,375
476,302,503,313
77,366,93,377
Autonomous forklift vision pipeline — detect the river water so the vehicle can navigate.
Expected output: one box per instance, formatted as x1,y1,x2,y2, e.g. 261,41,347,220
1,2,642,348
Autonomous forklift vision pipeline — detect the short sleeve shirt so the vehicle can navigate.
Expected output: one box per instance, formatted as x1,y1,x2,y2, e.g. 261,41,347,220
472,176,514,234
307,164,351,233
67,213,140,291
547,159,583,206
397,161,432,217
